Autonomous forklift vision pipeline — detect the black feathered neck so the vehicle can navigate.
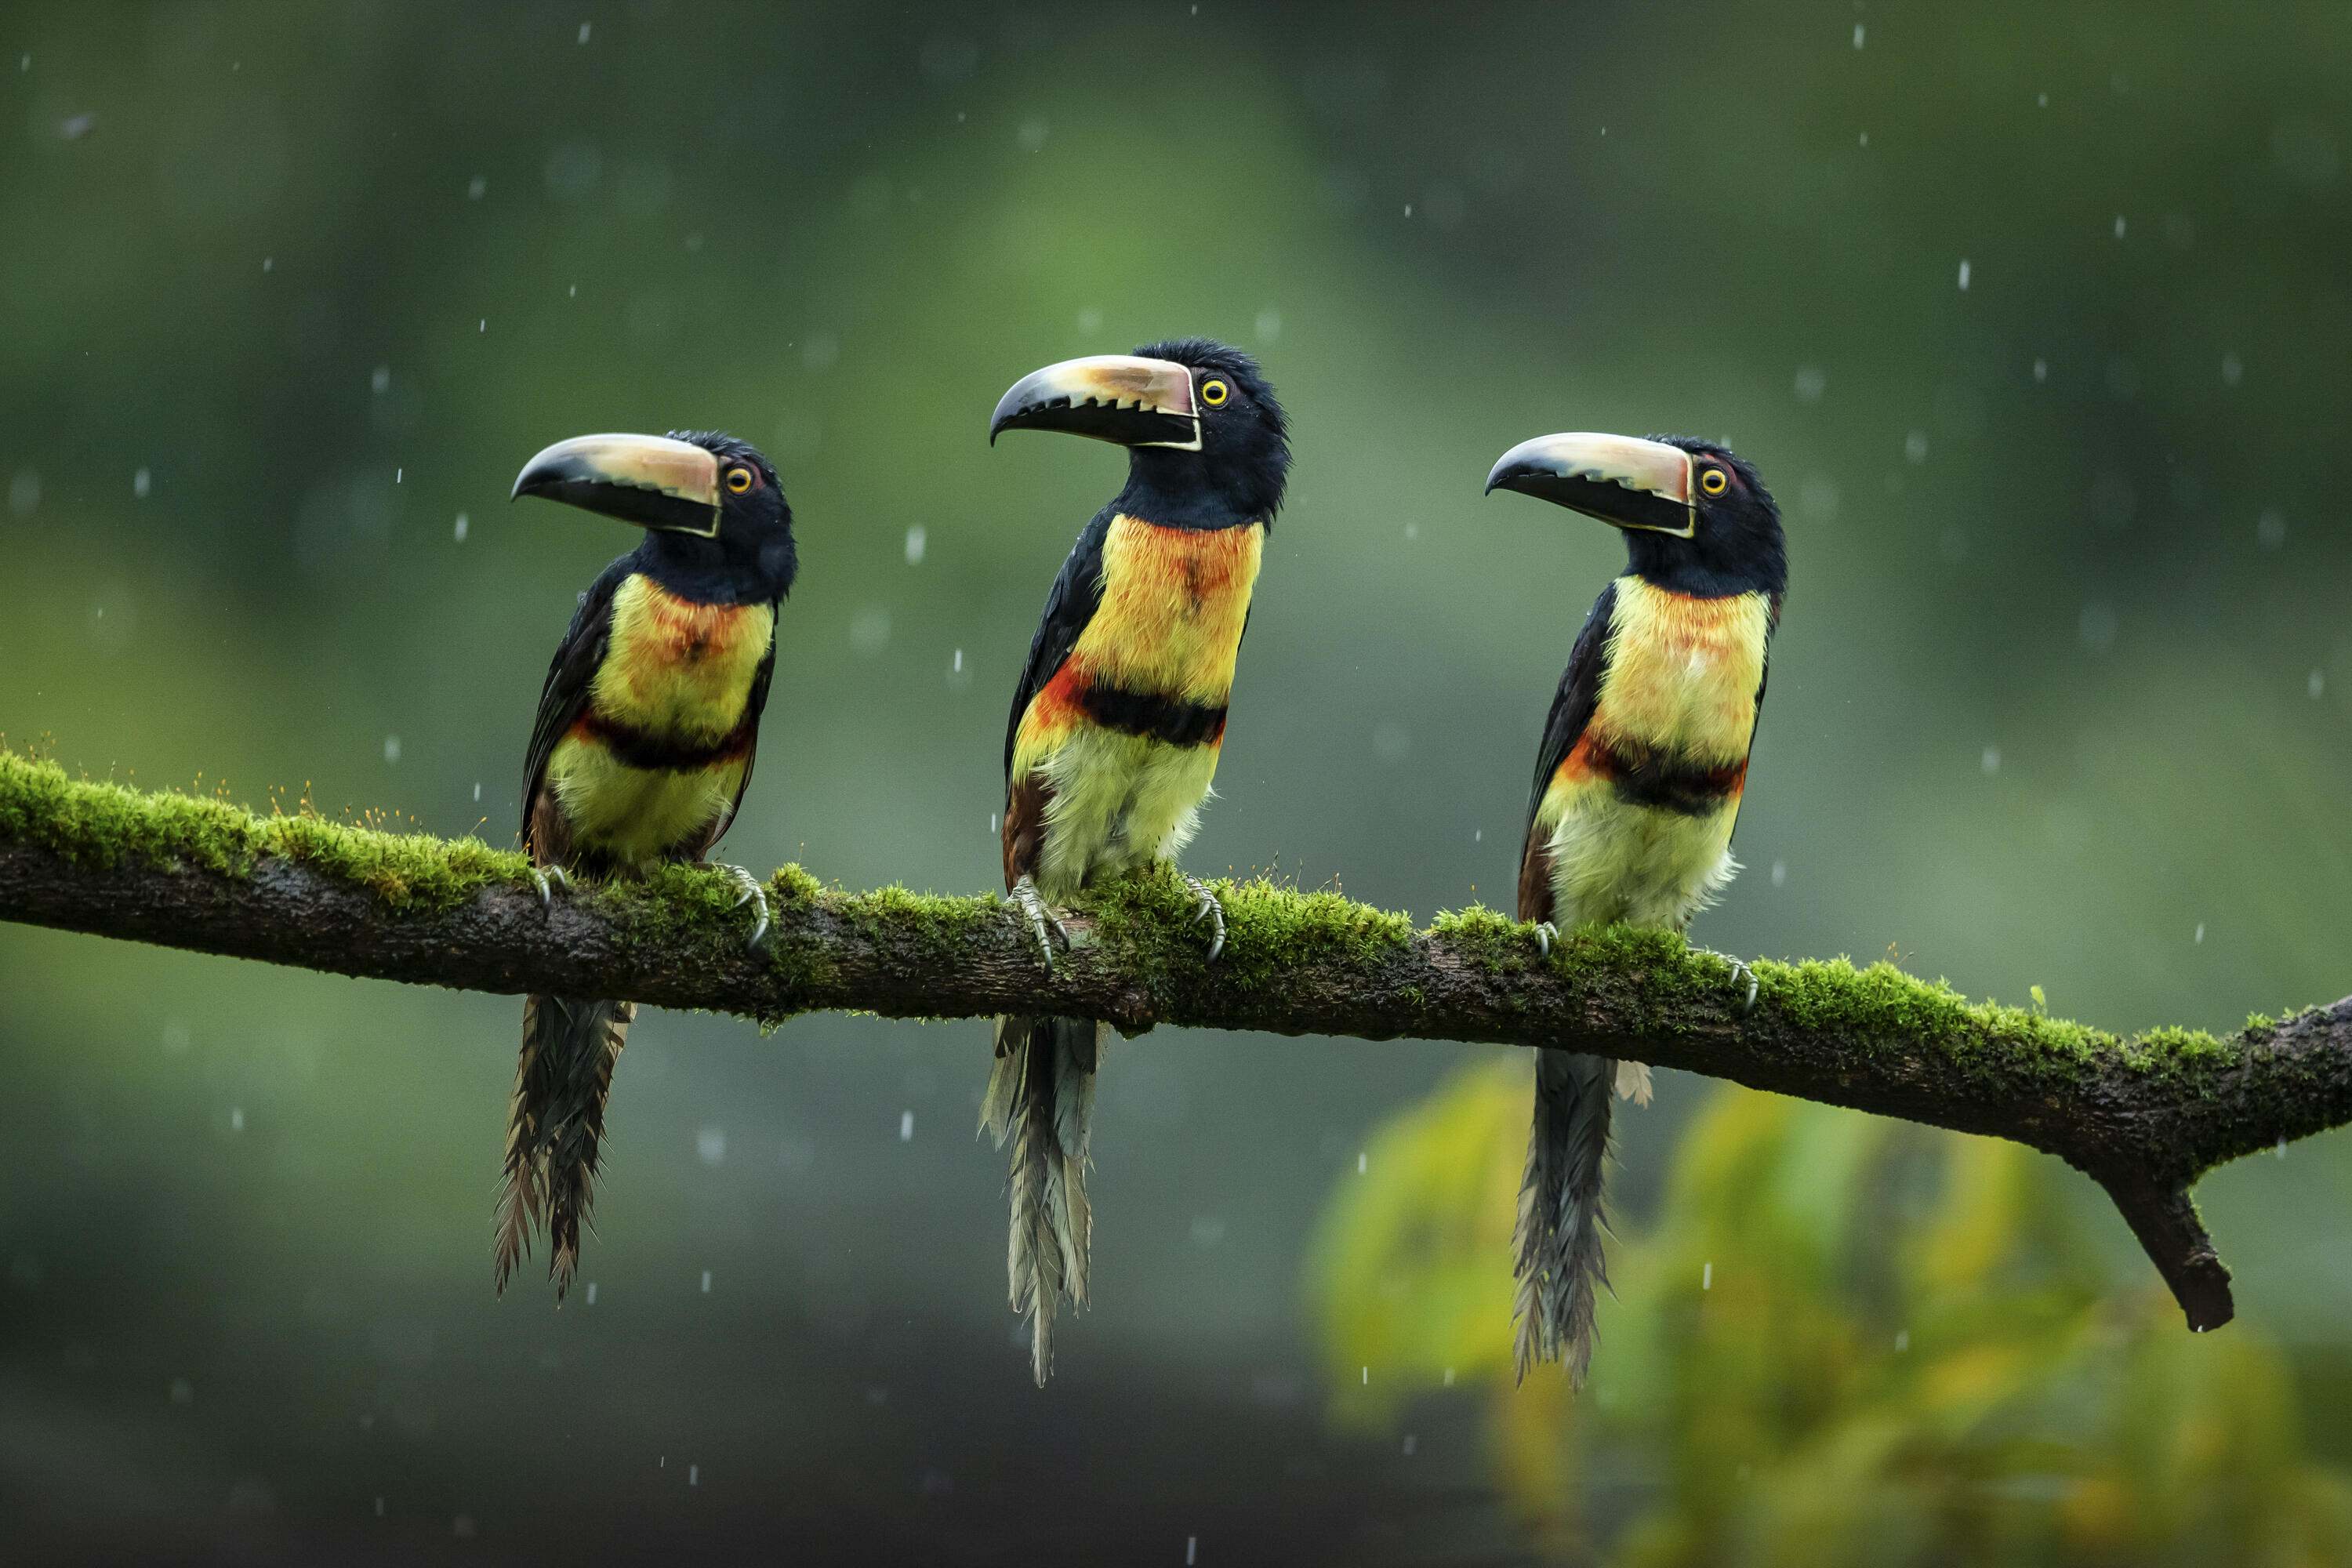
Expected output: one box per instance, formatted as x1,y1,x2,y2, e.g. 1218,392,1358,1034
1621,434,1786,599
1116,338,1290,532
634,429,797,604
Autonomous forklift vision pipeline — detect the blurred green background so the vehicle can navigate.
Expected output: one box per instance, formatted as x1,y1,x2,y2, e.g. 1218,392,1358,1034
3,1,2348,1562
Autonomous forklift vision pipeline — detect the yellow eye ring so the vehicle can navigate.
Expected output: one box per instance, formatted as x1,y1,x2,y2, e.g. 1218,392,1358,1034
1699,466,1729,496
725,466,753,494
1200,378,1229,407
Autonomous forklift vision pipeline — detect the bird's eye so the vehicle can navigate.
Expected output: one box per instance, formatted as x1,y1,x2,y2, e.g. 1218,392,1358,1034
725,466,753,494
1200,378,1230,407
1699,466,1730,497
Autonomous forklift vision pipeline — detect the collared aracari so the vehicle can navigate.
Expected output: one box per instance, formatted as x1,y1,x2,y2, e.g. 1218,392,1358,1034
983,339,1290,1384
495,430,797,1301
1485,432,1785,1384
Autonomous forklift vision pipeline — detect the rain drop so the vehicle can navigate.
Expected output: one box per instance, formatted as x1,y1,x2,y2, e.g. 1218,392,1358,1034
1894,1330,1910,1352
2113,214,2127,239
1981,746,2001,775
1853,23,1865,47
586,1282,598,1305
899,1110,914,1142
2310,670,2326,699
133,467,151,499
2194,923,2205,945
454,512,470,542
1356,1150,1367,1175
384,735,401,764
700,1269,711,1294
904,525,927,565
1701,1261,1712,1290
2223,353,2244,387
1957,259,1970,290
1770,859,1787,887
2032,358,2049,383
576,21,591,44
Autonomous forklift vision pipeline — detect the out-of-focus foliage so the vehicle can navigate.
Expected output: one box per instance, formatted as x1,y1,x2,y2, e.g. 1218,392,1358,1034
1314,1063,2352,1565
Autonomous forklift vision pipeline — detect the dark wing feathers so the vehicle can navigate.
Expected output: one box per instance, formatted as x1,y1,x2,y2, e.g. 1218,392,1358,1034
1518,581,1619,924
521,557,633,862
1002,506,1113,784
1523,580,1619,833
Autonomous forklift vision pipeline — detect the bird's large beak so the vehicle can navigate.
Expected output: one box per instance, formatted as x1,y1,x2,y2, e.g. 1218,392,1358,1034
511,433,723,539
989,355,1200,451
1485,433,1696,538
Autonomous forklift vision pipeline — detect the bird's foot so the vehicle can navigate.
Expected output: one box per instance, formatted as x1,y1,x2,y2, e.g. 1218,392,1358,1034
532,866,572,909
1007,875,1070,971
1691,946,1759,1014
715,864,771,950
1181,876,1227,964
1532,920,1559,957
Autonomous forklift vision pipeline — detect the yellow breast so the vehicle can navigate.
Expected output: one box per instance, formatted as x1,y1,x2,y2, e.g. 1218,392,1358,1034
1072,516,1263,703
590,575,774,746
1592,576,1770,763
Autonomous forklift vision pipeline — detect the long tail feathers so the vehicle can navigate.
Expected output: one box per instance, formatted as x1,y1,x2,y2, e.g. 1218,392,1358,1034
496,994,633,1301
1511,1047,1614,1386
982,1014,1102,1386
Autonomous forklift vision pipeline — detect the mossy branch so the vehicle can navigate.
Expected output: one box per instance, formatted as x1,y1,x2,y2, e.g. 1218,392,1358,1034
3,750,2346,1333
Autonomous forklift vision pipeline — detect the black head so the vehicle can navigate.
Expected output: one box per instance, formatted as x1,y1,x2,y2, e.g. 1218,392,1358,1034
989,337,1290,530
511,429,797,603
1486,430,1784,597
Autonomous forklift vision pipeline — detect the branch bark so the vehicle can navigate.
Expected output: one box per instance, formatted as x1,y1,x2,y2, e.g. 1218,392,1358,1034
4,757,2347,1333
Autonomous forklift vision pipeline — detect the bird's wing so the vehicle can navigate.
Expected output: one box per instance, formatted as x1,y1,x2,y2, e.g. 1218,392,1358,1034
1517,579,1619,924
1000,507,1112,891
521,557,632,864
695,630,777,858
1002,506,1113,784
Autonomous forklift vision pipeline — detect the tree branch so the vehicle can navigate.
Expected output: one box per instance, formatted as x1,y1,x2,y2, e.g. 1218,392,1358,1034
4,752,2347,1332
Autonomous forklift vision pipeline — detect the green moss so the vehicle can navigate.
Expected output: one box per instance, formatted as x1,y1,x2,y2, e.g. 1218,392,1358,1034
0,748,529,910
1077,864,1414,989
0,746,2312,1162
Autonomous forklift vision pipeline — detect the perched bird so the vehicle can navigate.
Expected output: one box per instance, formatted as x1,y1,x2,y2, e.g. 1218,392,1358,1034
1485,431,1785,1384
497,430,796,1301
984,339,1290,1384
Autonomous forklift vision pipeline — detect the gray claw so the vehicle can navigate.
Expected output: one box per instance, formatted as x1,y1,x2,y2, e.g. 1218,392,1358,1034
532,866,572,909
1534,920,1557,957
717,864,771,950
1693,945,1759,1014
1007,876,1069,971
1182,876,1227,964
